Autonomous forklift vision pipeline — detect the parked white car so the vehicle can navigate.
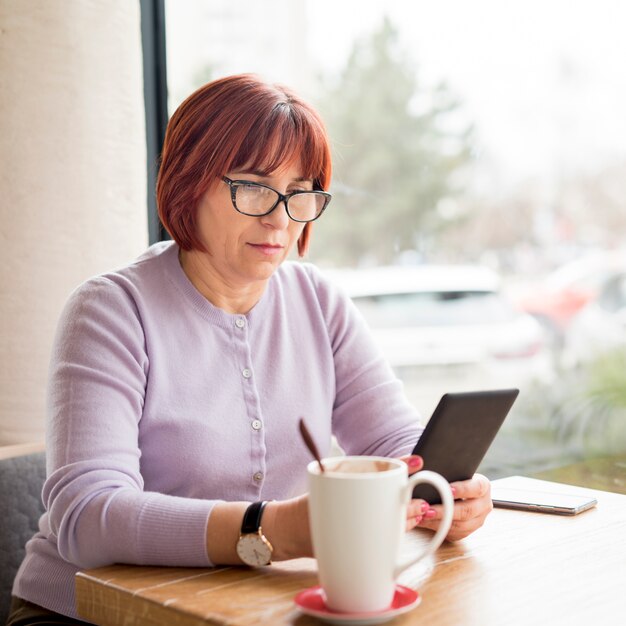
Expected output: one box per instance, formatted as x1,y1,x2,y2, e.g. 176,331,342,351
325,265,553,415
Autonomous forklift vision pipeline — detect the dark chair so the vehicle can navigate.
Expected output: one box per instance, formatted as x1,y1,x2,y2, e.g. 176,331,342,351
0,444,46,624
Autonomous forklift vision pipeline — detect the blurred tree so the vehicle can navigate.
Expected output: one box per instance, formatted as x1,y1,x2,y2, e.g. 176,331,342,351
309,17,473,266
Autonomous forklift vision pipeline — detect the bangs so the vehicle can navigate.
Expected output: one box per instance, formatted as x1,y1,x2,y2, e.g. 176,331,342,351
231,102,331,189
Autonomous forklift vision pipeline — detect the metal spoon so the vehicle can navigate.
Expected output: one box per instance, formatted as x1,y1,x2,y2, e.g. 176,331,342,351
298,417,325,473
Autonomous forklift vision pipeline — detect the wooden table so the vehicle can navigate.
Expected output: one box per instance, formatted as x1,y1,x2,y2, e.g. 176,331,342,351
76,478,626,626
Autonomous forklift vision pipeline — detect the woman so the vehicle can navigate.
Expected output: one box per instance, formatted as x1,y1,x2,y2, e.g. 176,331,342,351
8,74,491,624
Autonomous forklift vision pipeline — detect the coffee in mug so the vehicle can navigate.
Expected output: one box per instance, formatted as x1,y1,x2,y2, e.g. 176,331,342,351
307,456,453,613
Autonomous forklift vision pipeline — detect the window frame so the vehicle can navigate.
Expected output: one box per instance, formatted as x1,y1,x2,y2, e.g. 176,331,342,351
140,0,169,244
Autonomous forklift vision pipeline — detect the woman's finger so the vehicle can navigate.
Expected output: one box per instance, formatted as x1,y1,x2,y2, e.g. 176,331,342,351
398,454,423,475
418,517,485,541
407,499,429,519
450,473,491,500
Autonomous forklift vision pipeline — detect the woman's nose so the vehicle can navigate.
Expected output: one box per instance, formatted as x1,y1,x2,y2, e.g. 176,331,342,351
260,200,290,230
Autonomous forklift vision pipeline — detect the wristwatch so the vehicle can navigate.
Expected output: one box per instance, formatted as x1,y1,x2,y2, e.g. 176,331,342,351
236,501,273,567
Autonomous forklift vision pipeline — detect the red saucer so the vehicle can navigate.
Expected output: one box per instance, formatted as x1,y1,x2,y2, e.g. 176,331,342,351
294,584,420,625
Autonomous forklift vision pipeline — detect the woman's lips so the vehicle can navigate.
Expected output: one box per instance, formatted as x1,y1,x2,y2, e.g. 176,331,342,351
248,243,284,256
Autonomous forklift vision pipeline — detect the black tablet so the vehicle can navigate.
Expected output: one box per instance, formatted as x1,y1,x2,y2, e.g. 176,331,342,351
411,389,519,503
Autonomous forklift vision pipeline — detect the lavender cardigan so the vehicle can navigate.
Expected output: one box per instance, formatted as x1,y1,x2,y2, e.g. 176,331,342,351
13,242,422,618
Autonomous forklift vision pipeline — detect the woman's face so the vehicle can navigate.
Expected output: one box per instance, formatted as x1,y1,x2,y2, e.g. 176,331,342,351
194,162,309,286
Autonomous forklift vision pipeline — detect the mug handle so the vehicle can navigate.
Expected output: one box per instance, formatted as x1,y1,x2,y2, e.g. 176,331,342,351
394,470,454,578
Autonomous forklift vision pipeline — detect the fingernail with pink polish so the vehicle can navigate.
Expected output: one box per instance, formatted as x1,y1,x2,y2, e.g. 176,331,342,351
409,456,422,468
421,501,430,513
424,508,437,519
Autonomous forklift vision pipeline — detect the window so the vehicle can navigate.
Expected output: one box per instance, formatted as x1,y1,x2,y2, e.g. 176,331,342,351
162,0,626,490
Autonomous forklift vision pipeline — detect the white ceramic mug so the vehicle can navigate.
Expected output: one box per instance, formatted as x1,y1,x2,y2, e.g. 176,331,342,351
307,456,454,613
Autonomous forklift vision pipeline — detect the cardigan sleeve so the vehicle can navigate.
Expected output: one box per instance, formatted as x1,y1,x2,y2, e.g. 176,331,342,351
44,277,217,569
306,266,424,458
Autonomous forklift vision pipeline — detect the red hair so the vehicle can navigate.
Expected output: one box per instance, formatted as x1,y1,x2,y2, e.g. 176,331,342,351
157,74,332,256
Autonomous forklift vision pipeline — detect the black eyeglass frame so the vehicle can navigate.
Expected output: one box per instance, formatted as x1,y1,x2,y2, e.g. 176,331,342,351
221,176,331,223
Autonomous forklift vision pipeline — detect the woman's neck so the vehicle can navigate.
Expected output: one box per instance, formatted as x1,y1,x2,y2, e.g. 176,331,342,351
178,249,267,315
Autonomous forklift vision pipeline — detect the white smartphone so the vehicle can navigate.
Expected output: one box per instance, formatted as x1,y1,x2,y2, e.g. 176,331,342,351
491,477,598,516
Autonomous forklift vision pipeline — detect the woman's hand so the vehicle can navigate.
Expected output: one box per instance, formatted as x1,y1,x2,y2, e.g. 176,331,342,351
400,456,492,540
416,473,492,541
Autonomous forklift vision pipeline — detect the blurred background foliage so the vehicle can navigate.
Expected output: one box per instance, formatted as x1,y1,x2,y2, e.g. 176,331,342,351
483,348,626,485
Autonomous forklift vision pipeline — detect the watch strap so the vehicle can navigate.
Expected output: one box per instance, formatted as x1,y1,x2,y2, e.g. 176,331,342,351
241,501,268,534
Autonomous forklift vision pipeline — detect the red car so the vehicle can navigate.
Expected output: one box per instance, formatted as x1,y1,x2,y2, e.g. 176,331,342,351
514,251,626,339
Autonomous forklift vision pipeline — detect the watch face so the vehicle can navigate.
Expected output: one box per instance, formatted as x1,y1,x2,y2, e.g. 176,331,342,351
236,533,272,566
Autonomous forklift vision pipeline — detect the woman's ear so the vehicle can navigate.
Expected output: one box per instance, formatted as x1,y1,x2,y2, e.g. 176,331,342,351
297,223,312,258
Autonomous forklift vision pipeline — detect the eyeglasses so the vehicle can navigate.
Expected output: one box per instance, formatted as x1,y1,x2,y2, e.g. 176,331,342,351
222,177,331,223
